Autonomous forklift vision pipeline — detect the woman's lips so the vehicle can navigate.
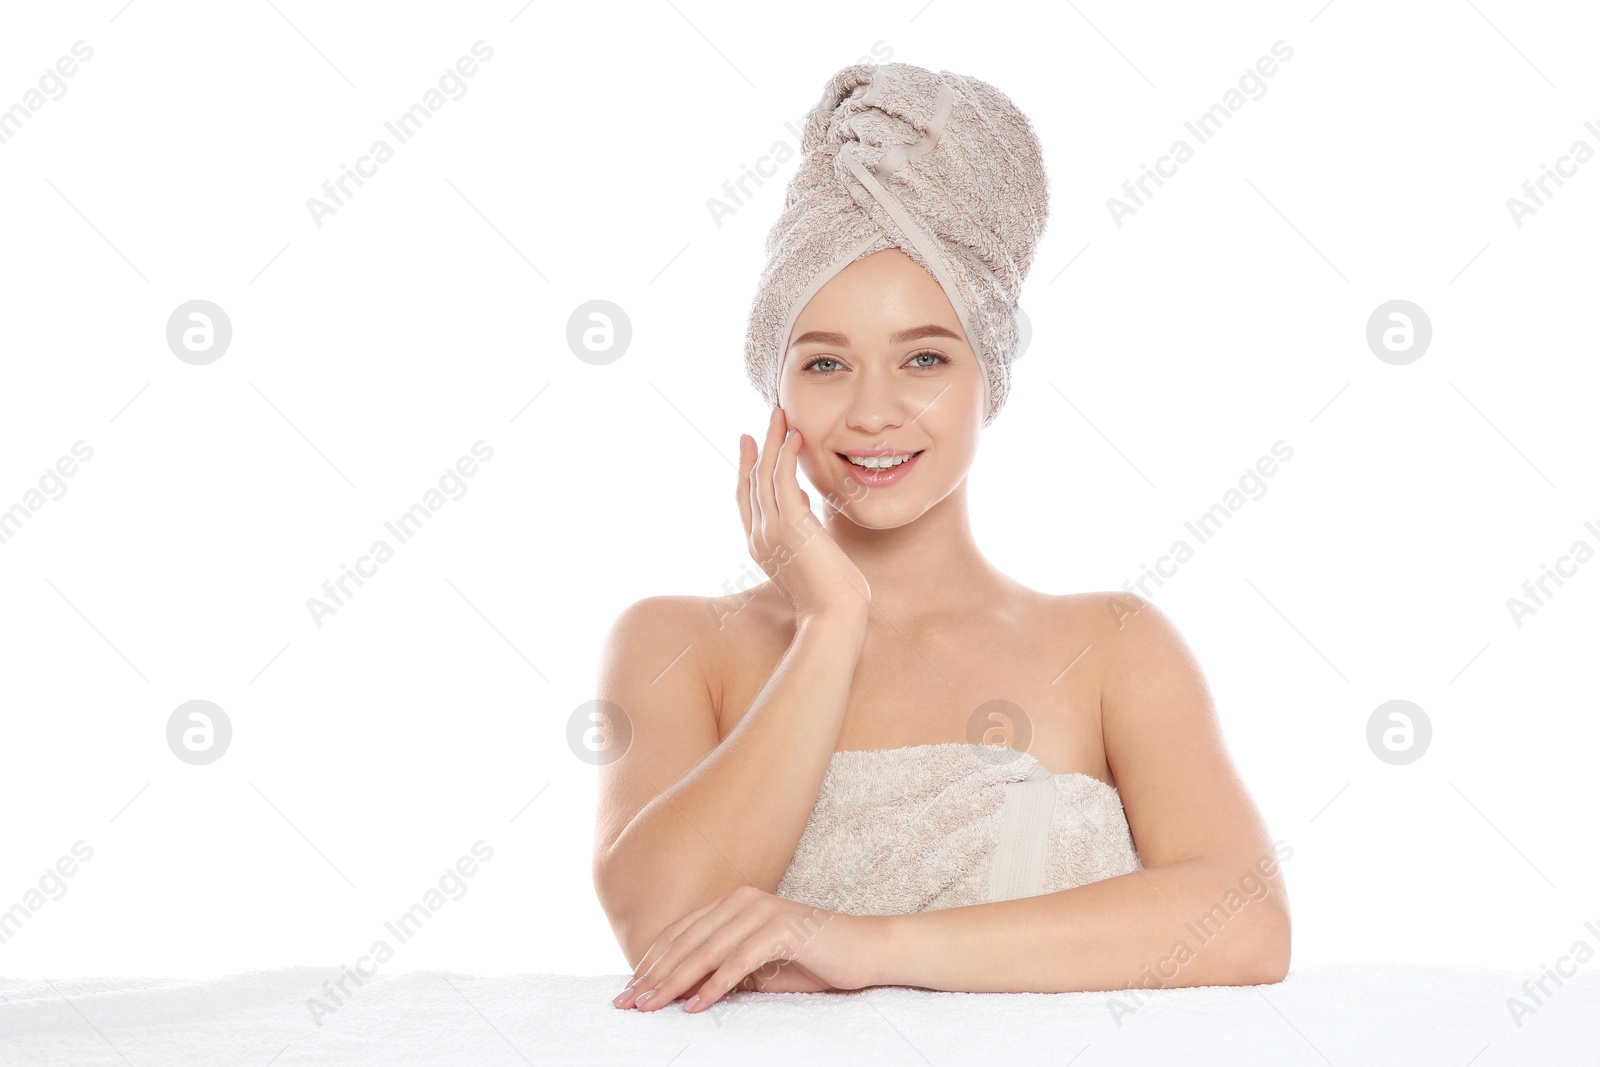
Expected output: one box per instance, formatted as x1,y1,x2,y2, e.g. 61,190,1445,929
836,450,923,486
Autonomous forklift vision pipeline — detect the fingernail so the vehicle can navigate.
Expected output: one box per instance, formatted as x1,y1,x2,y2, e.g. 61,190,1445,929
637,989,655,1006
686,995,701,1011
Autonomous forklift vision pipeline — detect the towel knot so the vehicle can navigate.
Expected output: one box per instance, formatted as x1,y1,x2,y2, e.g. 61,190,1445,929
831,67,956,178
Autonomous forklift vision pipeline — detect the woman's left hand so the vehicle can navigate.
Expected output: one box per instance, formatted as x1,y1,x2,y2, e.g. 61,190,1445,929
612,885,883,1013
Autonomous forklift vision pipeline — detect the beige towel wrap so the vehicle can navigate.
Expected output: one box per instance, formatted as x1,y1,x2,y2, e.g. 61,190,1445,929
776,743,1142,915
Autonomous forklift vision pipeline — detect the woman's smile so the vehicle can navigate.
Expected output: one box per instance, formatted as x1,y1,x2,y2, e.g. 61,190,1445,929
836,449,925,486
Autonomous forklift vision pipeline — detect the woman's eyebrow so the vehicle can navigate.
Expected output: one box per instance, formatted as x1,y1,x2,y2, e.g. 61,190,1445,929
789,324,963,349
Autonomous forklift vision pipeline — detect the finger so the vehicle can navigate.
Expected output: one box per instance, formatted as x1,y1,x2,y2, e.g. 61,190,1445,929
686,932,792,1013
631,898,764,1010
755,428,793,547
623,897,719,999
774,426,812,532
633,896,771,1012
682,969,721,1002
732,959,784,994
755,408,786,539
735,434,755,543
747,446,765,556
631,898,714,977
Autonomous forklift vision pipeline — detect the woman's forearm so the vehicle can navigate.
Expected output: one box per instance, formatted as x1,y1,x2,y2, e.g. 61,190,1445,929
597,609,867,964
872,852,1292,993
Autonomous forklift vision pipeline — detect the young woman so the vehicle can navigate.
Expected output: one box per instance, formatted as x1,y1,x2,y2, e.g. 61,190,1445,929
593,63,1290,1013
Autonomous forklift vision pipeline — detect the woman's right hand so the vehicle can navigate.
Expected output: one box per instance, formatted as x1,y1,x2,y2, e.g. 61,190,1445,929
737,407,871,626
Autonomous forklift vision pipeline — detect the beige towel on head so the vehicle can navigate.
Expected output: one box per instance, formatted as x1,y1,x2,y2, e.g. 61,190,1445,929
743,62,1050,427
775,744,1142,915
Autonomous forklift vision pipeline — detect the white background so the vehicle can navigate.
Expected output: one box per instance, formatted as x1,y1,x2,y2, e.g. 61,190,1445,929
0,0,1595,984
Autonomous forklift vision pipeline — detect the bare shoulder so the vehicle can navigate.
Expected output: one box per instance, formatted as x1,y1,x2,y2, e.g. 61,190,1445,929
599,593,723,692
1044,589,1198,672
1069,591,1276,866
1043,589,1141,619
1041,589,1202,753
591,593,732,857
1038,589,1170,665
600,593,719,654
598,587,783,720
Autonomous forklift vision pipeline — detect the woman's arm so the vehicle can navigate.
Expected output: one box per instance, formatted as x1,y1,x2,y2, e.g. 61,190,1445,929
872,591,1291,993
612,591,1290,1012
592,597,868,968
870,848,1289,992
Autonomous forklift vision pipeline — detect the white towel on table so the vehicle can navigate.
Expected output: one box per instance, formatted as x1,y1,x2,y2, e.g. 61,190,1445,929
1,962,1594,1065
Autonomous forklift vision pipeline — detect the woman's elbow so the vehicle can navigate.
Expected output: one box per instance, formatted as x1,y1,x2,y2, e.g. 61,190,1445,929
1239,905,1291,985
593,850,683,969
593,855,645,968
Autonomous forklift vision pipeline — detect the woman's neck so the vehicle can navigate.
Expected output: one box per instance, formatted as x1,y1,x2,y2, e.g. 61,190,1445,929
823,484,1011,621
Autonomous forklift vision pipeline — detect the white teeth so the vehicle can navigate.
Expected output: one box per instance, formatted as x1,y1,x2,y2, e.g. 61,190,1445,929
846,452,918,469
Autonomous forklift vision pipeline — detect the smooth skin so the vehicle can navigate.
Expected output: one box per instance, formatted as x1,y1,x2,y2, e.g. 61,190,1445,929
607,248,1290,1013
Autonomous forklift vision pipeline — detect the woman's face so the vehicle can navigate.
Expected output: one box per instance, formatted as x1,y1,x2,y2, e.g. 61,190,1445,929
777,247,987,527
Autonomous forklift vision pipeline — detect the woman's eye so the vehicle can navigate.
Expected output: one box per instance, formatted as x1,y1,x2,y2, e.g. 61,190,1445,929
801,351,949,374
